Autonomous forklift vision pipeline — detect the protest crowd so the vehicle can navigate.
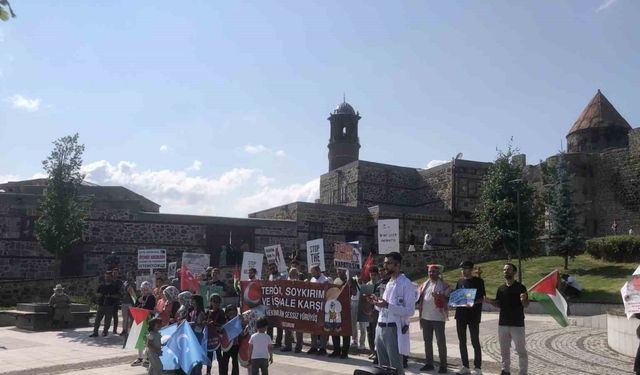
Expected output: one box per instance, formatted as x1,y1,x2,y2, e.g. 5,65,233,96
48,240,607,375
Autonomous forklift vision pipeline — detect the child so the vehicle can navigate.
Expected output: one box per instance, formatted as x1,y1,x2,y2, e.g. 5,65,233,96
190,294,207,375
146,318,163,375
205,294,226,375
248,318,273,375
49,284,72,328
222,304,240,375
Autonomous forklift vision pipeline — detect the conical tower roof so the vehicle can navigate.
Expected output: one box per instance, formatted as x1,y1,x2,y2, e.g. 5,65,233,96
568,90,632,135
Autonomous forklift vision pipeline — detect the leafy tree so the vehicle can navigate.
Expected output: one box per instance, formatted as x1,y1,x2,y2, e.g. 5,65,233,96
457,143,538,264
36,134,90,260
542,151,583,270
0,0,16,21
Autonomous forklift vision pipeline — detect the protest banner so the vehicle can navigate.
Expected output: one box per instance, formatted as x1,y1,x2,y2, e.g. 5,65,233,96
378,219,399,254
306,238,326,272
137,249,167,270
264,244,287,273
241,252,264,281
240,279,352,336
167,262,177,279
181,252,210,292
448,288,477,308
333,242,362,272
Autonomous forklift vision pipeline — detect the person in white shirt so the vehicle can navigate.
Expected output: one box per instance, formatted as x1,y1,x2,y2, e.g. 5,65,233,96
307,265,329,355
417,264,451,373
248,318,273,375
367,252,417,375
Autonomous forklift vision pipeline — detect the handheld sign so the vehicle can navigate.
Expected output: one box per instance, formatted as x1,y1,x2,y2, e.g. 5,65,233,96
306,238,326,272
448,288,477,308
138,249,167,270
241,252,264,281
378,219,399,254
264,244,287,273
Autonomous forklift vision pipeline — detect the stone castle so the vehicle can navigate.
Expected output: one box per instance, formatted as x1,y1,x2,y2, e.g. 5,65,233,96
0,90,638,281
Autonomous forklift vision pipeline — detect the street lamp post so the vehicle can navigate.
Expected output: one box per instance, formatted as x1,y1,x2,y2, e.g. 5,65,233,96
510,179,523,282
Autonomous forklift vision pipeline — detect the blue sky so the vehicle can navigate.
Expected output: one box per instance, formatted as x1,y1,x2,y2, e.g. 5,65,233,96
1,0,638,217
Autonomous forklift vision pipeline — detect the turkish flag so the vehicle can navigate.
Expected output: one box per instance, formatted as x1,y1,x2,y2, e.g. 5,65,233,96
361,253,374,280
180,265,199,292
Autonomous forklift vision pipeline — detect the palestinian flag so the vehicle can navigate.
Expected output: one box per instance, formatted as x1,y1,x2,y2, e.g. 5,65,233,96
529,270,569,327
125,307,151,350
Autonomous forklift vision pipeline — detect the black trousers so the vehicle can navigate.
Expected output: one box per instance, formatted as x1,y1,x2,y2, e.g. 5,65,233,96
111,304,120,332
213,345,240,375
331,335,350,354
93,305,114,334
268,326,283,346
456,319,482,369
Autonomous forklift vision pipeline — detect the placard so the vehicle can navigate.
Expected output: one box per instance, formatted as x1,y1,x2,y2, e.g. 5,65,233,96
264,244,287,273
167,262,177,279
241,252,264,281
306,238,326,272
378,219,400,254
333,242,362,271
448,288,477,308
181,252,210,277
138,249,167,270
240,279,352,336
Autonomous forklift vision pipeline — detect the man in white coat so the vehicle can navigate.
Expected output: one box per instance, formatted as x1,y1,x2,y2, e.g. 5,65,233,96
368,252,417,375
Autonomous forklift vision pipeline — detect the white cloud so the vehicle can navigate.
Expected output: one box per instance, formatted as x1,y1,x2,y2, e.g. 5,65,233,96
243,144,286,157
235,178,320,215
596,0,618,12
243,144,269,154
0,174,21,184
8,94,41,112
426,160,448,169
159,145,169,153
187,160,203,171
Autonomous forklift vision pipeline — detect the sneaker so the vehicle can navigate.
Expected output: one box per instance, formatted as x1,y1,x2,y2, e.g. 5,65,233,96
456,367,471,375
294,348,302,353
280,347,292,352
119,331,127,336
368,353,376,359
102,331,108,337
142,359,149,368
306,348,318,355
420,364,435,371
340,352,348,359
328,351,340,358
130,358,143,367
89,333,98,338
438,366,448,374
500,371,511,375
317,348,327,356
472,369,482,375
358,344,366,350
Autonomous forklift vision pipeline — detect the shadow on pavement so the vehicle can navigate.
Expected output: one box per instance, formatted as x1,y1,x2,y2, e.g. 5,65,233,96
55,329,126,348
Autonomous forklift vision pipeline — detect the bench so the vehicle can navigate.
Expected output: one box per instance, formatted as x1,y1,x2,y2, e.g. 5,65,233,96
5,303,95,331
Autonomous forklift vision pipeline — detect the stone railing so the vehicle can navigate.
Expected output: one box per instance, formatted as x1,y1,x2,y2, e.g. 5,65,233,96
607,309,639,357
0,275,99,307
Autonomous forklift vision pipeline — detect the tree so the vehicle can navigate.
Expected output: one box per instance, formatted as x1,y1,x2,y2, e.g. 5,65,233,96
457,143,538,262
36,133,90,261
0,0,16,21
542,151,583,270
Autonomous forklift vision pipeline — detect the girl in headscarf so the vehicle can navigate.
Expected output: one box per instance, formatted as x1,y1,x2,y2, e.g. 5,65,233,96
177,291,193,324
161,286,181,326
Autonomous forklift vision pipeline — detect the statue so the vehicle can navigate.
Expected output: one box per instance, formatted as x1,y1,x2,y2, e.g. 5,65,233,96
423,232,433,251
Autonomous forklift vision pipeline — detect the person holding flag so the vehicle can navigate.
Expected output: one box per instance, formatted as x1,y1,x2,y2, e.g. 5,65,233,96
485,263,528,375
529,270,569,327
131,281,156,367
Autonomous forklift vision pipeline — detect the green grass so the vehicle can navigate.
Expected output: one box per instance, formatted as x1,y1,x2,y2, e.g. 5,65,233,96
414,254,635,304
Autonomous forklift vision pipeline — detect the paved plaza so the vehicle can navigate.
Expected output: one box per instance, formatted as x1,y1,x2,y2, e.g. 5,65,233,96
0,313,635,375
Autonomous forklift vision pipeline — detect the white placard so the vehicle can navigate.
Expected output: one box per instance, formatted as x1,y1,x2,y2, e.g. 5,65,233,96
241,252,264,281
264,244,287,273
181,252,210,278
378,219,400,254
167,262,177,279
306,238,326,272
137,249,167,270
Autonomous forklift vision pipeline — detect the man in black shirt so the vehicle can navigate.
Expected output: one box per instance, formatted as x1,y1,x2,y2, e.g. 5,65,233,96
487,263,528,375
90,271,120,337
454,261,486,375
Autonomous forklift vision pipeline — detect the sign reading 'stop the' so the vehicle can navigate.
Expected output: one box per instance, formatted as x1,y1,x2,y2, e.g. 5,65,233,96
377,219,399,254
137,249,167,270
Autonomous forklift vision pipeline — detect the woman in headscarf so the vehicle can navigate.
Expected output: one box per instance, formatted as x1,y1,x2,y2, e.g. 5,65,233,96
177,291,193,324
131,281,157,367
161,286,181,326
